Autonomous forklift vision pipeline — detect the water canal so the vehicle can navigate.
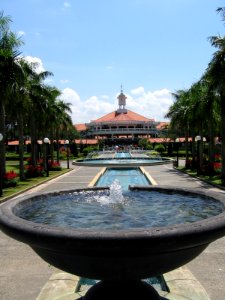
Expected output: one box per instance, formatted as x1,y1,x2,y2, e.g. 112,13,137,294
95,167,151,190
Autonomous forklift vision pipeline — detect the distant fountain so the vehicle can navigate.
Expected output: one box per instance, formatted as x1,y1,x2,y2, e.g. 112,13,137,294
73,150,171,167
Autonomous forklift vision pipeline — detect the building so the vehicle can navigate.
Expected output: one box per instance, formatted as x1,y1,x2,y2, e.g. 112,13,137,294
75,88,168,146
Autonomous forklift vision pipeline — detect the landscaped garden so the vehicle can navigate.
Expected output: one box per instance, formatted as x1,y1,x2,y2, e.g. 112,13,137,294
1,154,69,200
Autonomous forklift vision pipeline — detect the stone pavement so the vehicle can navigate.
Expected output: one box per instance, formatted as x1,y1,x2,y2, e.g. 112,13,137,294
0,162,225,299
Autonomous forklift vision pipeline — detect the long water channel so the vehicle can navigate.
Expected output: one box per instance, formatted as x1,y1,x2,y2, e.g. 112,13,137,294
95,167,151,190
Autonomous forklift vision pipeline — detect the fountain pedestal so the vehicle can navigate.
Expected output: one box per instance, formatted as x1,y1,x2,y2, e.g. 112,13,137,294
83,280,161,300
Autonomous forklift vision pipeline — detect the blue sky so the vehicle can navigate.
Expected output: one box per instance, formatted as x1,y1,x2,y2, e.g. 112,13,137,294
1,0,225,123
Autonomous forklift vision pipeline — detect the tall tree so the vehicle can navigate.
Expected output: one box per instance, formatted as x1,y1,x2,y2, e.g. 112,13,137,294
165,89,192,166
0,11,23,177
9,59,36,180
25,66,53,165
207,33,225,183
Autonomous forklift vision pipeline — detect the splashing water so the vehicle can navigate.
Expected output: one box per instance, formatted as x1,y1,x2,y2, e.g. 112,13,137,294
108,179,125,204
94,179,125,206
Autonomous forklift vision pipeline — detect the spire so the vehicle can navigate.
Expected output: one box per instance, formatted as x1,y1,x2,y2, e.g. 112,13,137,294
117,85,127,114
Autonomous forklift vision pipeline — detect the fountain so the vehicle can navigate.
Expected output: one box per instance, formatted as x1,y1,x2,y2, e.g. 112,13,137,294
1,185,225,300
74,157,172,167
73,151,172,167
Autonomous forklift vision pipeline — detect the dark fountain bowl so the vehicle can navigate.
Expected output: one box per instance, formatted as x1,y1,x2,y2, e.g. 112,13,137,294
1,186,225,300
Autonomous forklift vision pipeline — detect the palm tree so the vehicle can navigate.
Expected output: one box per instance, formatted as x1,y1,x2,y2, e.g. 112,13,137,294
0,11,23,177
165,89,192,166
25,67,53,165
51,99,73,163
199,75,220,171
207,34,225,184
9,59,37,180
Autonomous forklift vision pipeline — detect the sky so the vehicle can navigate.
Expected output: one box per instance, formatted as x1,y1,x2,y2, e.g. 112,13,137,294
1,0,225,124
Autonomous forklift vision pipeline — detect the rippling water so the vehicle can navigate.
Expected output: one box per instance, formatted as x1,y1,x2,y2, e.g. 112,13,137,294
16,189,224,230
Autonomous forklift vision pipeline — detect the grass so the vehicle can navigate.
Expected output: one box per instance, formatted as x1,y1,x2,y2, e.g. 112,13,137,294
6,161,20,172
1,161,70,202
177,166,223,187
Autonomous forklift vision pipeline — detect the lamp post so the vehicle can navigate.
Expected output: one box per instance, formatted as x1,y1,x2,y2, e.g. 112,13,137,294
174,138,180,167
65,140,70,169
195,135,206,175
0,133,3,197
43,137,50,177
195,135,201,174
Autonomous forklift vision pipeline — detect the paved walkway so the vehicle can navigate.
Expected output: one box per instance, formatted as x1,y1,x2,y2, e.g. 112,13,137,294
0,162,225,299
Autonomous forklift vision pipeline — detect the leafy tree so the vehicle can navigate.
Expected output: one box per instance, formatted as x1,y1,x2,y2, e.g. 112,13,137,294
0,11,23,177
138,138,152,149
206,14,225,183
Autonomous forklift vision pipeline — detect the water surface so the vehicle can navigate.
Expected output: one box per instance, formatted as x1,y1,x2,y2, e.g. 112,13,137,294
17,190,224,230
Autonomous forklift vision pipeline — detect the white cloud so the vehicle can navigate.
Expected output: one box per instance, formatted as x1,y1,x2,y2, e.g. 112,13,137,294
60,79,70,84
64,2,71,8
62,88,81,104
24,56,45,74
61,86,173,124
130,86,145,95
18,30,25,36
44,78,54,84
129,86,173,121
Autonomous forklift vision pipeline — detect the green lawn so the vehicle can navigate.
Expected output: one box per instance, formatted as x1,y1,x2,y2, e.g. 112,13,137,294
6,161,20,172
1,162,70,202
178,167,223,187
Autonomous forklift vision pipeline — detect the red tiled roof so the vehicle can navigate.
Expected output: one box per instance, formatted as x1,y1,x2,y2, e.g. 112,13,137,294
156,122,169,130
149,137,193,143
8,140,32,146
149,138,171,143
91,109,154,123
74,123,87,131
8,139,98,146
75,139,98,145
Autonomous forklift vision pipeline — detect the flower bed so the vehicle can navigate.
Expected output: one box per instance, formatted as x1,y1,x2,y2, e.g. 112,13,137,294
3,171,19,187
49,161,62,171
25,164,46,178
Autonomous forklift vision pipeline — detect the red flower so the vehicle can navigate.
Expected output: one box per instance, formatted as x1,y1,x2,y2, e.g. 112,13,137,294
215,154,222,162
4,171,18,180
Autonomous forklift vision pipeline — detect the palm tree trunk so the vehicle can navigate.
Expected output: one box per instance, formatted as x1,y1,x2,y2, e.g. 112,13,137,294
184,123,189,167
30,115,38,166
56,128,60,163
18,112,26,180
208,106,215,174
191,131,195,168
50,138,54,163
221,93,225,185
0,98,6,177
198,125,204,174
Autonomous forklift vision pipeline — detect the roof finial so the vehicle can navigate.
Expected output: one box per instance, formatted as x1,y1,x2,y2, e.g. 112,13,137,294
117,85,127,114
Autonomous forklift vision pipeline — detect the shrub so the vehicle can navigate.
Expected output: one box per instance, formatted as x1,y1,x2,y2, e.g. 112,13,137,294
214,162,222,174
3,171,19,187
215,154,221,162
59,146,71,159
146,144,153,150
49,161,62,171
146,151,159,156
25,164,46,178
154,144,165,154
82,146,98,157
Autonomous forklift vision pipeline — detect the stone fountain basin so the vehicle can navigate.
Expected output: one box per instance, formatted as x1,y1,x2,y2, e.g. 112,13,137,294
0,186,225,281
